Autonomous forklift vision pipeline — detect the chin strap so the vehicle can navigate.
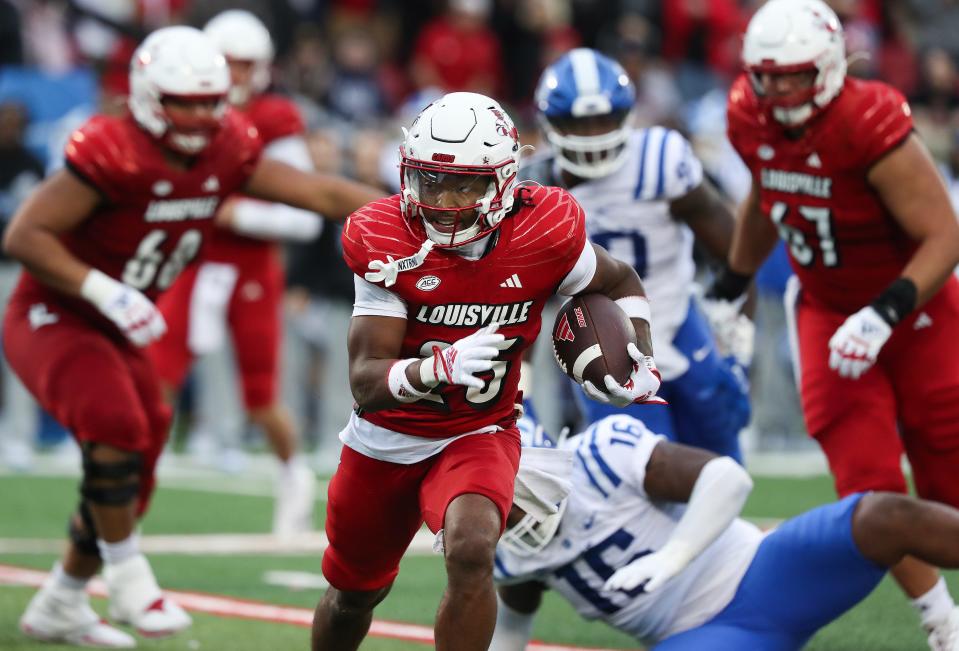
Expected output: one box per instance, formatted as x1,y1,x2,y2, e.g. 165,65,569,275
364,239,435,287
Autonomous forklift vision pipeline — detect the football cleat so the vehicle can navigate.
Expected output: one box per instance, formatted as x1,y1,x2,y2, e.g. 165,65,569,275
926,606,959,651
104,554,191,638
20,570,136,648
272,460,317,537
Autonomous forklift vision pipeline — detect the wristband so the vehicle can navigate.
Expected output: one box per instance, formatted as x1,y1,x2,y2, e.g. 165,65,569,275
615,296,652,324
707,267,752,302
388,359,430,403
80,269,120,309
870,277,918,327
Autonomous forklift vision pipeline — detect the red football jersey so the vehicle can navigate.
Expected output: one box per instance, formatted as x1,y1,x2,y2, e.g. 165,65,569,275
342,186,588,438
728,74,914,313
15,111,262,325
204,94,306,269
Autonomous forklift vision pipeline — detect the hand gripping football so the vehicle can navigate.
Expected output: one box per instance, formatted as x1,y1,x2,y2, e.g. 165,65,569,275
552,294,637,388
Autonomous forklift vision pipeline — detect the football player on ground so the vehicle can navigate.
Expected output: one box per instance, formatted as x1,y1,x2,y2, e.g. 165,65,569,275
3,26,381,648
311,92,664,651
706,1,959,647
491,413,959,651
524,48,749,461
149,10,321,538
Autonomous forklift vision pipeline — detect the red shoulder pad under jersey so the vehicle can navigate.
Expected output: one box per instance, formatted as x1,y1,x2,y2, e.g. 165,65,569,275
207,110,264,187
509,185,588,280
726,74,764,162
341,195,412,278
245,94,305,144
64,115,135,203
841,79,913,169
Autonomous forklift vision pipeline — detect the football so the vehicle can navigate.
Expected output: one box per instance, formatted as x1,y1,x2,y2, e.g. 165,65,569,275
552,293,637,388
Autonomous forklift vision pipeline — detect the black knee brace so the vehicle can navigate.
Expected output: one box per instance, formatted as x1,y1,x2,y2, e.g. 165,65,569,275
80,443,143,506
67,500,101,557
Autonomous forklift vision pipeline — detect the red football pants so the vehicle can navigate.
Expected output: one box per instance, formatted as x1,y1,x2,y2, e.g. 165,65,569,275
151,257,284,410
3,293,171,516
794,277,959,506
322,428,521,592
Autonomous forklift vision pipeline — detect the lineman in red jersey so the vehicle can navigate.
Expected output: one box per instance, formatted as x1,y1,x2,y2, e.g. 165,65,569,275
3,27,382,648
150,10,321,537
311,92,666,651
708,1,959,648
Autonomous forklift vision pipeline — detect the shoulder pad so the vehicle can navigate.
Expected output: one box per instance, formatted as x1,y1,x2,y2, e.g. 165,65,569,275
246,94,305,143
844,80,913,167
64,115,134,201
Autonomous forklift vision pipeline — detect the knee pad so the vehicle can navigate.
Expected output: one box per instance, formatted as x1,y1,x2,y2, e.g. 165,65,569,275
67,500,101,557
80,443,143,506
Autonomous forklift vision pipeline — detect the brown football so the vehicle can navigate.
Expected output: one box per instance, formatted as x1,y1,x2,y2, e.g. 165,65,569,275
551,293,637,388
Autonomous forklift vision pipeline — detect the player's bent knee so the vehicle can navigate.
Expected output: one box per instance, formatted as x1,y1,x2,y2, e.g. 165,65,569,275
325,585,391,616
80,443,143,506
851,492,915,566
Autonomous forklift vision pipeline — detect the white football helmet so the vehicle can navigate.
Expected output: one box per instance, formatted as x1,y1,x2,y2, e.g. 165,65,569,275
128,26,230,155
742,0,847,126
500,414,567,557
204,10,274,106
399,92,522,247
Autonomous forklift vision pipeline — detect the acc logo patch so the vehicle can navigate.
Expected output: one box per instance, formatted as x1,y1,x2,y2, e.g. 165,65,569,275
416,275,441,291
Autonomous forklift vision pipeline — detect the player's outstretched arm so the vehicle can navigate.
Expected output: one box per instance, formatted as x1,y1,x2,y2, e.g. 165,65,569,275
2,169,100,295
243,158,384,223
670,177,737,263
604,442,753,593
868,133,959,307
489,582,545,651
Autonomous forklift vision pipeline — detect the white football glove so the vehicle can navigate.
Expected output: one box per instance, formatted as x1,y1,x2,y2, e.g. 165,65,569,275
700,297,755,367
421,323,508,389
827,306,892,380
80,269,167,347
603,543,692,594
582,343,667,408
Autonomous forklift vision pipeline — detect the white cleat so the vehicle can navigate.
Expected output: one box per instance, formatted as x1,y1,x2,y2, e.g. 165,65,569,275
926,607,959,651
272,460,317,538
104,554,191,638
20,575,135,648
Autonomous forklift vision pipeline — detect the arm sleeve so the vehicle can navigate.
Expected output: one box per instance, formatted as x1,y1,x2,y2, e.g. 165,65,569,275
556,240,597,296
352,274,407,318
228,134,322,242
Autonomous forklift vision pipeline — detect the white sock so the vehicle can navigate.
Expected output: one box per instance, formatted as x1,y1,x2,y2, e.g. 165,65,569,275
912,577,955,627
97,533,140,566
51,563,89,591
279,455,305,475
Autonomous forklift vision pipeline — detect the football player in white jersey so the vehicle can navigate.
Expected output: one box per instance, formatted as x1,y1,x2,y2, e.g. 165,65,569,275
525,48,749,460
491,413,959,650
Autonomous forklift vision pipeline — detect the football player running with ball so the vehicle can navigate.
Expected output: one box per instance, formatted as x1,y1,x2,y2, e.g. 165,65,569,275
707,1,959,647
491,413,959,651
3,26,381,647
311,92,663,651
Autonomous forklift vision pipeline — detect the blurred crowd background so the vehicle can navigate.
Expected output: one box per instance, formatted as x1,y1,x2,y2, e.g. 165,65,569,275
3,0,959,474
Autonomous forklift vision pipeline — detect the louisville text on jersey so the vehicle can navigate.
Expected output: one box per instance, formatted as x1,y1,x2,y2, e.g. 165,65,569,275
760,169,832,198
145,197,219,223
414,301,534,328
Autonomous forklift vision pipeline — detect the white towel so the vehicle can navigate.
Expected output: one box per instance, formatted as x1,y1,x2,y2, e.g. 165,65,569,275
513,446,574,523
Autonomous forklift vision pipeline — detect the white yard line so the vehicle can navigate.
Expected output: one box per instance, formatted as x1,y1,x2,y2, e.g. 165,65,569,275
0,564,622,651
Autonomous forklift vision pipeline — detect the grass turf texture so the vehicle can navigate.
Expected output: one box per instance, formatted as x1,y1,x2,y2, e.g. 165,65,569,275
0,473,951,650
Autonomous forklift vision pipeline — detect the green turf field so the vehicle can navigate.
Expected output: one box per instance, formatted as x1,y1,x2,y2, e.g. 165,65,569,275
0,472,952,650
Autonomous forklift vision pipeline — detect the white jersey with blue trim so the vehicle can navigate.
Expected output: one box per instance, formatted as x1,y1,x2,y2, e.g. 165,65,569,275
494,415,762,646
524,127,704,368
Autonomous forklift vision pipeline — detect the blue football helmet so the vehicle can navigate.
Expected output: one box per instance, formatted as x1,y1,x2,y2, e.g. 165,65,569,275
535,48,636,179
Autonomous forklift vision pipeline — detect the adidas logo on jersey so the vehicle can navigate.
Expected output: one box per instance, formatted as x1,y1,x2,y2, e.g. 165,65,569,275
500,274,523,288
202,175,220,192
914,312,933,330
806,152,822,168
28,303,59,330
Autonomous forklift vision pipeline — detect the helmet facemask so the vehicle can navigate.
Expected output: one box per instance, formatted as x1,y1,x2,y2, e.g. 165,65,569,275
402,163,500,246
500,500,568,557
540,107,634,179
159,94,228,155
